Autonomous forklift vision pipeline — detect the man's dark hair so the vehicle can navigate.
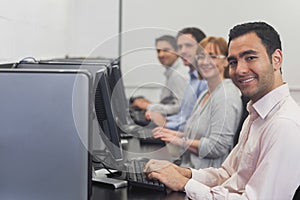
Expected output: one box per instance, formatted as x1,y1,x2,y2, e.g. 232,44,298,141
228,21,282,59
176,27,206,43
155,35,178,51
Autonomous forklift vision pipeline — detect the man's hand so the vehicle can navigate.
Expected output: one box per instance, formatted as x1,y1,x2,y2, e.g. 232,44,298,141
152,127,184,137
144,159,191,191
145,111,166,126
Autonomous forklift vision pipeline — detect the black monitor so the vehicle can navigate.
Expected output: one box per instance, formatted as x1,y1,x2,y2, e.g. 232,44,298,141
109,65,133,130
0,68,91,199
41,56,117,66
15,60,123,162
94,68,123,161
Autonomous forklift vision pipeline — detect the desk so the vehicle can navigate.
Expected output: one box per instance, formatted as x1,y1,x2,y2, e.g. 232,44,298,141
91,137,187,200
91,183,186,200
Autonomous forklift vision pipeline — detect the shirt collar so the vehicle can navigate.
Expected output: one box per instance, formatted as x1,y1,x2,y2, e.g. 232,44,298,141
189,69,199,80
251,84,290,119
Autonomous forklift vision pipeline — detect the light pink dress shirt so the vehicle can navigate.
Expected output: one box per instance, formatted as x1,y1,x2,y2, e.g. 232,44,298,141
184,84,300,200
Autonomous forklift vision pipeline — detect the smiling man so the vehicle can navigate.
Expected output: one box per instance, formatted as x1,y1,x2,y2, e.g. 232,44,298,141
144,22,300,199
132,35,189,116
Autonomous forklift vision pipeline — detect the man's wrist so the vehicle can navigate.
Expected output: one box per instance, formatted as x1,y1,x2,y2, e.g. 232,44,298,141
177,166,192,179
180,177,190,191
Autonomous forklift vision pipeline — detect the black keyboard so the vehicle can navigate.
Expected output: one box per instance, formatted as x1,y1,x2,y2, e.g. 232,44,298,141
137,129,165,145
139,137,165,145
126,159,166,191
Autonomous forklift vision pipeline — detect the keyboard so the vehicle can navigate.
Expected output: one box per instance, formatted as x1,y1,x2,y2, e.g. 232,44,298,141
139,137,165,145
125,159,166,191
137,128,165,145
121,123,165,145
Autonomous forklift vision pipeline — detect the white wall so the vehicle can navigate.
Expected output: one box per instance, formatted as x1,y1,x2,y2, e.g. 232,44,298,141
0,0,69,62
121,0,300,104
0,0,119,63
67,0,119,58
1,0,300,104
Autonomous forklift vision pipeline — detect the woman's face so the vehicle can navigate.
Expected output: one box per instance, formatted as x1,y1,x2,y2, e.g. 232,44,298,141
196,43,228,80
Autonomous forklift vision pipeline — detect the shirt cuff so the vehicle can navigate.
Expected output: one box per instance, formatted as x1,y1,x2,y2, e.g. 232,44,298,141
185,179,212,200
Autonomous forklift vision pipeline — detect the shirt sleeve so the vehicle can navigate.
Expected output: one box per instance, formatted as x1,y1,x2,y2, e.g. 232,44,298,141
147,103,180,115
151,66,188,115
185,179,212,199
165,121,179,131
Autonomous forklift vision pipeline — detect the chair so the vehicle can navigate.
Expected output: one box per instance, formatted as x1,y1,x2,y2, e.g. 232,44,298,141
293,185,300,200
233,95,250,147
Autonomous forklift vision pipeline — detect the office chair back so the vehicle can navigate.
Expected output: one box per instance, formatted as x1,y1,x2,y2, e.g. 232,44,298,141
233,95,250,147
293,185,300,200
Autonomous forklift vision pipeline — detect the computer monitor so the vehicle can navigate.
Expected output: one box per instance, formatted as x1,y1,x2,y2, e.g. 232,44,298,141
40,56,117,66
0,68,91,200
94,68,123,161
14,60,110,83
109,64,133,130
0,63,15,68
15,60,123,162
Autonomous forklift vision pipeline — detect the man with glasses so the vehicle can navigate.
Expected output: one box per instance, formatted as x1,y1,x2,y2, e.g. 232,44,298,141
144,21,300,199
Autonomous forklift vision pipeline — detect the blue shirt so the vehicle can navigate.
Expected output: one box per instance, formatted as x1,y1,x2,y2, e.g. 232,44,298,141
165,69,207,131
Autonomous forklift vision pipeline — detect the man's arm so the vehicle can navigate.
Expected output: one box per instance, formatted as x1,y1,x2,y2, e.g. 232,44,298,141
186,119,300,199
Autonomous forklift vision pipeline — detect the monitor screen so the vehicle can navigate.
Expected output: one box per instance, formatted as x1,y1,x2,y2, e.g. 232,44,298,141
0,69,91,200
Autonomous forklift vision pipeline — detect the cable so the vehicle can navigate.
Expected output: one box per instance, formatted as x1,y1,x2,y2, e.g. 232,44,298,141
19,57,38,64
92,154,117,175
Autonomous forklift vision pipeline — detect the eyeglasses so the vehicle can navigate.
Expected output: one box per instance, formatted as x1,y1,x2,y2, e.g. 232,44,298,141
195,54,226,61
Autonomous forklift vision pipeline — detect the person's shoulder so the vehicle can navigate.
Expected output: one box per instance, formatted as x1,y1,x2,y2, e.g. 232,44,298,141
277,97,300,124
172,60,189,80
220,79,241,97
263,105,300,145
223,79,237,88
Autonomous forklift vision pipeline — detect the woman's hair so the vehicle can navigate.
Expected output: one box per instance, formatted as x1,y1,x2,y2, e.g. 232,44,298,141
198,36,229,78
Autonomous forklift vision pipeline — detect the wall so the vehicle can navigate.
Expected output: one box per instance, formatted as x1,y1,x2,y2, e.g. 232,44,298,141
67,0,120,58
1,1,300,104
0,0,69,62
121,0,300,104
0,0,119,63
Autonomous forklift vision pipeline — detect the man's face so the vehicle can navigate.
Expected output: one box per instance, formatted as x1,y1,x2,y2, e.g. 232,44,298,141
177,34,198,67
228,32,276,102
156,41,178,67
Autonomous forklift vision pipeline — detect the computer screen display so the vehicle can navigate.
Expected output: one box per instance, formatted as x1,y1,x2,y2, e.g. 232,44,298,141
0,69,91,200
